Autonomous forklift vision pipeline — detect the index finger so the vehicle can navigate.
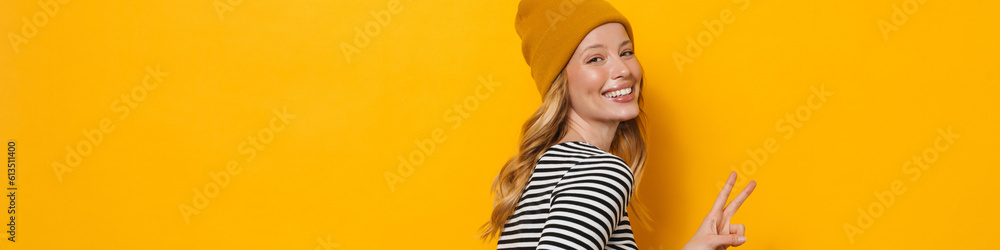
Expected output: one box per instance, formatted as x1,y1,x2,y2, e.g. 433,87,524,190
711,172,738,213
723,180,757,218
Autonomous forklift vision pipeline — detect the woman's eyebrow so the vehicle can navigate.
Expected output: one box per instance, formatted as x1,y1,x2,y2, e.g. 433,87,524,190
583,44,606,52
582,39,632,53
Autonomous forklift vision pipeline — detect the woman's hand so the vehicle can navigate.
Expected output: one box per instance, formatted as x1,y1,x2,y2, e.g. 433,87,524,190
682,172,757,250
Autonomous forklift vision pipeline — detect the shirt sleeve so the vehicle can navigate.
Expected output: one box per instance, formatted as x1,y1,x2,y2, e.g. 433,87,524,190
537,154,635,250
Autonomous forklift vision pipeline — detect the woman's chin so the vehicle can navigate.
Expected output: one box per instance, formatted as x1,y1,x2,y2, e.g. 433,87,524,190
605,107,640,122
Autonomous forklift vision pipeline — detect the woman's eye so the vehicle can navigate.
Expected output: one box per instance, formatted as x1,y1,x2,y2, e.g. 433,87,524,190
587,57,603,63
621,51,634,57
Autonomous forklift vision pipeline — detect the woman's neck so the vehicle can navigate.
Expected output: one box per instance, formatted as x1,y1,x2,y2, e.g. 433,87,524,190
558,110,619,152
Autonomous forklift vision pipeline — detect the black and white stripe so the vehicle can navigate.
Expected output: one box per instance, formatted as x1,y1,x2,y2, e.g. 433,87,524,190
497,141,636,250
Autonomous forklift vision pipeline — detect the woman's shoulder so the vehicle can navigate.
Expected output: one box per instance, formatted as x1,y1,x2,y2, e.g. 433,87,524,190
541,141,623,160
545,142,636,201
544,141,601,155
539,142,631,175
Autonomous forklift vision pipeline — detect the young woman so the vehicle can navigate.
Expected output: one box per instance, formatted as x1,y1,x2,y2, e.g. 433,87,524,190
482,0,757,249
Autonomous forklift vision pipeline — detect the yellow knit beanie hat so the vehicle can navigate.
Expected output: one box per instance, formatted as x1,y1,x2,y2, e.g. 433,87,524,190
515,0,634,97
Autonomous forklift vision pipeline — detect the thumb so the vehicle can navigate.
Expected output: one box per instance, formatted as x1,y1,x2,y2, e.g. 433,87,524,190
706,234,747,247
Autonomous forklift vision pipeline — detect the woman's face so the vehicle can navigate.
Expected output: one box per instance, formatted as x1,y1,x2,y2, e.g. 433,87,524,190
564,23,642,123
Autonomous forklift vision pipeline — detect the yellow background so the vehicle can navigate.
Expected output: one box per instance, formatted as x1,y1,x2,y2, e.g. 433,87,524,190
2,0,998,249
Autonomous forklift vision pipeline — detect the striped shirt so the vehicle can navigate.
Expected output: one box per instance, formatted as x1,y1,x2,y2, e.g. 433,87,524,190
497,141,637,250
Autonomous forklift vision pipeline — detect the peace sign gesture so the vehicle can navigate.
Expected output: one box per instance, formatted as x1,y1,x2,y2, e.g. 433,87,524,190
682,172,757,250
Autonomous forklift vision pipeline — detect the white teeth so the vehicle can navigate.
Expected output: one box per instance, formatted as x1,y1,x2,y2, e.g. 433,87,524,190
603,87,632,98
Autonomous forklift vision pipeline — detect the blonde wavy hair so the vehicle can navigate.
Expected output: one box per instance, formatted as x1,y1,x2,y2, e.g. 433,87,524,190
480,70,652,240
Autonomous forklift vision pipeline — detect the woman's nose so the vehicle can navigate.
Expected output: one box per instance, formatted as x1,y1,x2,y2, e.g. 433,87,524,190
609,56,631,80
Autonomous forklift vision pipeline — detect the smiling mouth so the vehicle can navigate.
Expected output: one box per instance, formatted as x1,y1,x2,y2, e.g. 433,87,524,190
602,85,633,98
